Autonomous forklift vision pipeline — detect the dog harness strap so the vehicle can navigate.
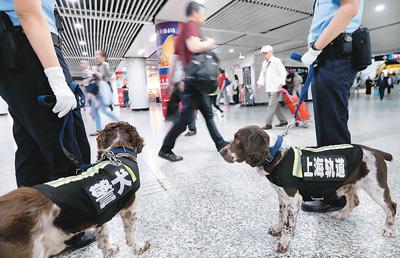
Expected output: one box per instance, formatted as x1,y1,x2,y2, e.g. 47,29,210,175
260,135,284,167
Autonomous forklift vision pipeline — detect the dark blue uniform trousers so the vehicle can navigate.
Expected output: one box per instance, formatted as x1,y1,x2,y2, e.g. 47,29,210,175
161,91,225,152
312,58,357,146
0,36,90,187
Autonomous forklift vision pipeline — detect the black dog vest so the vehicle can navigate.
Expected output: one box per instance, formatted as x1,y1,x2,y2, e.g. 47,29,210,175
266,144,363,201
34,157,140,232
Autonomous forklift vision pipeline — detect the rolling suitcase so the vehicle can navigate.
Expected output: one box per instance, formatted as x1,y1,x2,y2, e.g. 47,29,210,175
280,88,310,126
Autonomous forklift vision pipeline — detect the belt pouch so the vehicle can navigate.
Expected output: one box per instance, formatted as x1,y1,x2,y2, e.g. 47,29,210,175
352,27,372,71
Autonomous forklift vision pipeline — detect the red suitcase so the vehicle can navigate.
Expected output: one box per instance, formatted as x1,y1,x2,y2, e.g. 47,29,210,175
280,88,311,123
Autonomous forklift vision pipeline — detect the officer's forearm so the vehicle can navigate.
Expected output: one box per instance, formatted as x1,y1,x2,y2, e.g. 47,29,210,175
14,0,60,69
314,0,360,50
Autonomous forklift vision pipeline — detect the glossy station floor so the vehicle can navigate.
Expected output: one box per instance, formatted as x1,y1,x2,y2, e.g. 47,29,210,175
0,88,399,257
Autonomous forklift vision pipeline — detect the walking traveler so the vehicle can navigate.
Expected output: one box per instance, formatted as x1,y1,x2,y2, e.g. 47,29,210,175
217,68,231,109
299,0,365,213
93,50,114,111
292,72,303,97
365,76,373,95
166,34,197,136
257,45,288,130
158,1,229,162
232,74,240,104
0,0,94,250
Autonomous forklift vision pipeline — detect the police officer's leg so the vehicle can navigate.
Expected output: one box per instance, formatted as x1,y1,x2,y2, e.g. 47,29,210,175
197,94,226,150
12,112,52,186
312,59,355,146
0,41,86,184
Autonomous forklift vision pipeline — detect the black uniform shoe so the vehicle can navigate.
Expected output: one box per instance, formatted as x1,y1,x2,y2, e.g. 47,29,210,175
158,150,183,162
56,231,96,256
217,141,230,152
301,197,346,213
275,122,288,127
184,130,197,137
262,124,272,130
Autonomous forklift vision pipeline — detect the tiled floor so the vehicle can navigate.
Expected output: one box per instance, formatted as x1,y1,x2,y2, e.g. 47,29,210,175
0,88,399,257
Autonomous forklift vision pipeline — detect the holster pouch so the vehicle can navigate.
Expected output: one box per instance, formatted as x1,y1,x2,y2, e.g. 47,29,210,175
0,12,17,69
335,33,353,59
352,27,372,71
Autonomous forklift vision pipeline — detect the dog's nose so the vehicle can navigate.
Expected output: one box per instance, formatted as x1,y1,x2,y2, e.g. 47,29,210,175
219,147,235,163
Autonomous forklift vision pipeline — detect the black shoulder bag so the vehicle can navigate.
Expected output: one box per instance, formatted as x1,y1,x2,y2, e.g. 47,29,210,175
184,25,220,94
352,27,372,71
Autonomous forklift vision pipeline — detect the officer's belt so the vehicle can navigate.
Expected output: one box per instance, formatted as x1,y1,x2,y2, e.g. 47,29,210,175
319,32,352,60
13,26,62,48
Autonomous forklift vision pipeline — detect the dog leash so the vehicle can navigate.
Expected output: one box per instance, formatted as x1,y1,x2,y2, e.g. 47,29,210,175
37,82,87,168
282,52,316,137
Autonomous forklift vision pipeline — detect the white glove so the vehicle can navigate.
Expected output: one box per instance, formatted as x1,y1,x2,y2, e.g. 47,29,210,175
301,47,322,67
44,67,77,118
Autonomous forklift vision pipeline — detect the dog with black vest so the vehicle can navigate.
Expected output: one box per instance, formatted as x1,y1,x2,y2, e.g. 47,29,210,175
220,125,396,253
0,122,150,258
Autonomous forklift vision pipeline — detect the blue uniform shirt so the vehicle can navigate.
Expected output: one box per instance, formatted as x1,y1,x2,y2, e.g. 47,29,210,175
0,0,58,34
308,0,364,44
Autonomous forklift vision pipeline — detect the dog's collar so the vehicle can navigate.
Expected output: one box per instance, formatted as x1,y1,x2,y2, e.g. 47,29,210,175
259,135,283,167
110,147,137,158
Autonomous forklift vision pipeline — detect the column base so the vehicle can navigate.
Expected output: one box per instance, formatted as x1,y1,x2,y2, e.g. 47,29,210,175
131,108,150,111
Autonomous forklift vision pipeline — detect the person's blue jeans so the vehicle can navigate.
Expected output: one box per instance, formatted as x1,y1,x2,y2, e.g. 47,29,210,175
98,96,119,123
312,59,356,146
89,98,102,131
161,91,225,152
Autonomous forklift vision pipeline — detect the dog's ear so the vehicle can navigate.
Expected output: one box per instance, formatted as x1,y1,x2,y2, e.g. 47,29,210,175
246,130,269,166
125,124,144,154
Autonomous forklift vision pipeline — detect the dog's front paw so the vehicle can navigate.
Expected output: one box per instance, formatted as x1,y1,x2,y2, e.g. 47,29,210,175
329,211,347,221
104,244,119,257
274,241,288,253
383,228,396,238
268,225,282,237
135,240,150,255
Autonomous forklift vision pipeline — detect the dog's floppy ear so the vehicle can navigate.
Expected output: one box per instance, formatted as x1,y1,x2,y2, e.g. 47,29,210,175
125,124,144,154
246,130,269,166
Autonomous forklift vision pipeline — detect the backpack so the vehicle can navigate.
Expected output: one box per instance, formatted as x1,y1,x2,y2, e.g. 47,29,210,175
181,22,219,94
185,51,220,94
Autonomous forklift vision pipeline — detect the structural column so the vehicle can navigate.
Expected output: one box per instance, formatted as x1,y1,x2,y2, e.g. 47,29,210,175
126,57,149,111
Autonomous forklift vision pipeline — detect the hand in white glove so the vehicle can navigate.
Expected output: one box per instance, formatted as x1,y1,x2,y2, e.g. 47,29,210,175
301,47,322,67
44,67,77,118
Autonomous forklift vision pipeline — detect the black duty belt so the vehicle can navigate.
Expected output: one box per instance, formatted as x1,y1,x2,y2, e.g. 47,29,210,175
13,26,62,49
319,32,353,61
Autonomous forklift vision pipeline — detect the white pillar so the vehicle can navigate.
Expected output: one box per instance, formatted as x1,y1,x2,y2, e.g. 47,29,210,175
126,57,149,110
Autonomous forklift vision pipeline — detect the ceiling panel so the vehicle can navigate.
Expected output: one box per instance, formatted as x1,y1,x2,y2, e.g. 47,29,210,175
362,0,400,29
213,44,256,61
56,0,167,76
370,24,400,55
204,0,312,34
201,29,244,45
227,34,286,48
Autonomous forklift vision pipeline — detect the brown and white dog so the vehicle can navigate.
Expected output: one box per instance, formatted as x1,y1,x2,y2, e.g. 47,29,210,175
220,125,396,253
0,122,150,258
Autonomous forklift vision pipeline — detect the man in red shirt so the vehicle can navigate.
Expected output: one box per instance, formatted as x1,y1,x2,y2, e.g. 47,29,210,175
159,1,229,162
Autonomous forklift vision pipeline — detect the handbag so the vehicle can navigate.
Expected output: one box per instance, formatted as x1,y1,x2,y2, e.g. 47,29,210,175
185,51,220,94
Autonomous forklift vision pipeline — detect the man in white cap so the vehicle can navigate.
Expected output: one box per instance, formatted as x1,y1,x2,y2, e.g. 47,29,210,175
257,45,288,130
